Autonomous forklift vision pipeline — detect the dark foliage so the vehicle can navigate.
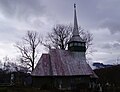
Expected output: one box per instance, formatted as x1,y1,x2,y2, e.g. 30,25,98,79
0,70,32,87
94,65,120,88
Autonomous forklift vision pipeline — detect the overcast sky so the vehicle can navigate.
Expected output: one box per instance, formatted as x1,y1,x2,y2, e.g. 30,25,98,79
0,0,120,65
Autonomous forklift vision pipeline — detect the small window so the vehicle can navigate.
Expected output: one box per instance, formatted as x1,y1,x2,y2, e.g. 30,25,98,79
74,43,78,46
82,43,85,46
78,43,81,46
70,43,73,46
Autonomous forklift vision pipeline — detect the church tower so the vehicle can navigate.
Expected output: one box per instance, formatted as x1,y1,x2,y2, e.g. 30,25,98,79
68,4,86,52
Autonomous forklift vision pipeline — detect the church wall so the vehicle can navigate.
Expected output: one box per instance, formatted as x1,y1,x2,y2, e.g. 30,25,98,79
32,75,91,90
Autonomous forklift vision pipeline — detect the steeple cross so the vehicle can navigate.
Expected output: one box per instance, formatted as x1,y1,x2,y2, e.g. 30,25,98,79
74,3,76,9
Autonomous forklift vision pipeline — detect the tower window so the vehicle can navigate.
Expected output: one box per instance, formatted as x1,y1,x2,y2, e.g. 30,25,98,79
70,43,73,46
78,43,81,46
82,43,85,46
74,43,78,46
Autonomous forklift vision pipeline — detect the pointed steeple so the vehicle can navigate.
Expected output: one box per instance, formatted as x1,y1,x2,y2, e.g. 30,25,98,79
68,4,86,52
73,4,79,36
69,4,83,42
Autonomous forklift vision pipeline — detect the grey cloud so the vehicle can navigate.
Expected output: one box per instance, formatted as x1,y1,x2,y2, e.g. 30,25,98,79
0,22,21,42
100,19,120,34
97,0,120,34
113,42,120,49
0,0,44,20
102,43,112,49
104,58,120,65
90,48,98,53
102,42,120,49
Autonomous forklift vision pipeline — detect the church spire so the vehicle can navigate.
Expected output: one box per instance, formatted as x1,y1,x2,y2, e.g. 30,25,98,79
73,4,79,36
67,4,86,52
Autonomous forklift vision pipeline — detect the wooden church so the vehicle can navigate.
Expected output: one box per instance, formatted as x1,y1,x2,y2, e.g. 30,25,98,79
31,4,98,90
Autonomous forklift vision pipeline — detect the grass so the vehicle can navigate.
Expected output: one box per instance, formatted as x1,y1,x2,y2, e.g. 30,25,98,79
0,87,7,92
1,86,120,92
0,87,69,92
0,87,73,92
0,87,51,92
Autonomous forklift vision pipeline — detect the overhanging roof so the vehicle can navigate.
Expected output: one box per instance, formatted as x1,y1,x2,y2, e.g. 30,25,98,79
31,49,97,78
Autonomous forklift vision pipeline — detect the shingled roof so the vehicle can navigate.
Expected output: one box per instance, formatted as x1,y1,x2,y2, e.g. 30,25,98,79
31,49,97,78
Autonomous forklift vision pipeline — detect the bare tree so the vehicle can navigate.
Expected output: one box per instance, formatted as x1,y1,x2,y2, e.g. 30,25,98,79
42,24,93,51
47,24,72,50
15,31,41,71
79,29,93,51
2,56,17,72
